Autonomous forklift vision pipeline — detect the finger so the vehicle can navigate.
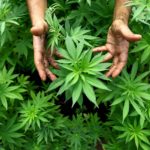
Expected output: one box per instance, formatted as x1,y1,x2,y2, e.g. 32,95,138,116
119,24,142,42
44,56,57,81
48,56,59,69
112,62,126,78
34,54,46,81
105,56,118,77
111,51,128,77
48,49,63,58
93,46,108,52
46,49,60,68
113,56,119,65
54,50,63,58
103,53,113,62
45,68,57,81
44,56,49,67
106,65,117,77
119,51,128,62
33,36,46,81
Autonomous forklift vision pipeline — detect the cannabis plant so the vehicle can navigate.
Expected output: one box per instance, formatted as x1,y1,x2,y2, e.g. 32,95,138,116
0,116,24,149
19,92,59,131
45,7,63,51
1,0,150,149
48,36,110,106
0,0,26,47
101,62,150,125
131,34,150,64
0,67,26,110
113,119,150,149
126,0,150,25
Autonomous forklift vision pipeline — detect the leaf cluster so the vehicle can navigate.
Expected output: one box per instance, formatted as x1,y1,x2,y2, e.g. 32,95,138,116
48,36,110,106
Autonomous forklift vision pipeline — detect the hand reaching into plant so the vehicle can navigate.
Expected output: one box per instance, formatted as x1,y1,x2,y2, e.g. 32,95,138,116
93,20,142,78
93,0,142,78
31,21,59,81
27,0,60,81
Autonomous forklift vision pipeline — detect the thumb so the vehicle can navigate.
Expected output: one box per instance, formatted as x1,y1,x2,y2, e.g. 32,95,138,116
120,24,142,42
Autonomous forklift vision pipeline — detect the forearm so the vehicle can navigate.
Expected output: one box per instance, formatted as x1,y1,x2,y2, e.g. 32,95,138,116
26,0,47,26
113,0,131,24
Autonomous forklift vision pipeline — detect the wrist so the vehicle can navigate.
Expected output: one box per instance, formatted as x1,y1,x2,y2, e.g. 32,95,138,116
113,0,131,25
113,12,129,25
110,19,126,34
32,18,46,26
31,20,48,36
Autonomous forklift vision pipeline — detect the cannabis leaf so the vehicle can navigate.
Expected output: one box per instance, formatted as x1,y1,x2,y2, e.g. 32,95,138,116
0,0,26,47
45,7,63,51
131,34,150,63
19,92,59,131
36,115,67,144
126,0,150,25
103,62,150,124
48,37,110,106
113,119,150,149
63,22,98,47
0,116,24,149
0,67,25,109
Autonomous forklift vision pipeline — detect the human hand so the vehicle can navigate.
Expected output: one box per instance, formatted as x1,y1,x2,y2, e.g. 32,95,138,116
93,19,142,78
31,21,60,81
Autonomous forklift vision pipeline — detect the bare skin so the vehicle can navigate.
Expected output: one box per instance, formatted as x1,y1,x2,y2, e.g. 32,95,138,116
26,0,142,80
93,0,142,78
26,0,58,81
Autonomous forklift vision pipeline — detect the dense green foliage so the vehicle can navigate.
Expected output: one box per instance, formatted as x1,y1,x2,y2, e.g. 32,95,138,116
0,0,150,149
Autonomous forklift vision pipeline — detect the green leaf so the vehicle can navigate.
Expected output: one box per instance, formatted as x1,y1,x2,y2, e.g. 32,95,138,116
134,136,139,149
80,74,85,82
1,22,5,35
59,64,73,71
138,134,150,145
87,0,91,6
65,72,76,85
78,94,83,106
6,20,19,25
111,97,124,106
123,99,129,121
57,83,70,95
113,126,125,131
65,36,76,59
138,92,150,100
140,143,150,150
135,71,150,82
141,46,150,63
76,42,84,58
96,63,111,72
131,62,138,80
132,5,145,21
131,42,148,53
72,81,82,106
58,48,71,60
1,96,8,110
85,76,110,91
57,59,71,64
142,130,150,136
81,50,92,66
90,53,103,67
47,78,64,91
130,100,143,117
83,82,98,107
69,74,79,86
117,132,128,139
